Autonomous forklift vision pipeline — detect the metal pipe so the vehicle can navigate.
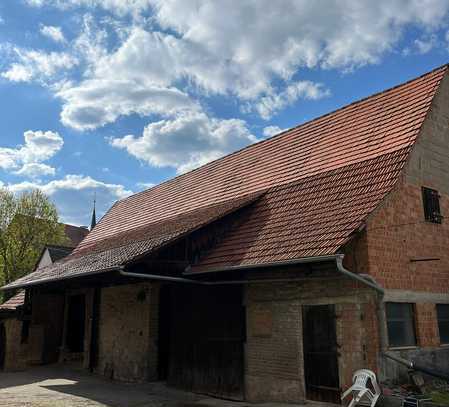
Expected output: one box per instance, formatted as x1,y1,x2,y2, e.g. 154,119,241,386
119,269,346,285
384,352,449,382
184,254,339,275
119,270,204,284
123,254,386,292
335,254,385,295
335,254,388,353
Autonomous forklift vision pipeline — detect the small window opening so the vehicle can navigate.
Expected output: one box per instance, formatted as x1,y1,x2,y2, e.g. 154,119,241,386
386,302,417,348
422,187,443,223
436,304,449,345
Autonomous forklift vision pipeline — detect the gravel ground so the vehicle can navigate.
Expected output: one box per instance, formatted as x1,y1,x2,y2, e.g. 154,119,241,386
0,366,242,407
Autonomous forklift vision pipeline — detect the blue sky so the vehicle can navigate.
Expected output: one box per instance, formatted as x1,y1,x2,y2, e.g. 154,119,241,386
0,1,449,225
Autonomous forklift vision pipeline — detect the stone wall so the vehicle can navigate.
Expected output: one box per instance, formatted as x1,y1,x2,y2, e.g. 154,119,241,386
2,318,28,371
96,282,159,382
244,278,378,403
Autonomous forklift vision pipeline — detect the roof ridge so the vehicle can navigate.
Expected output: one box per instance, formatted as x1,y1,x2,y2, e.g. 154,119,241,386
122,63,448,204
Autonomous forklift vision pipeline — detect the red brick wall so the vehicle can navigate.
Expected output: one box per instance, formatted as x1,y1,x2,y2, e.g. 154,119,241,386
415,303,439,347
361,72,449,294
362,179,449,292
245,279,379,402
350,71,449,359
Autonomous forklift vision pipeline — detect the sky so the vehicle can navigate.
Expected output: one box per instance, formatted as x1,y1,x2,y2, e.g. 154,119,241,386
0,1,449,226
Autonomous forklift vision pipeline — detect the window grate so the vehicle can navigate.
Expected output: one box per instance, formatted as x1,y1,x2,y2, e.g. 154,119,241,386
422,187,442,224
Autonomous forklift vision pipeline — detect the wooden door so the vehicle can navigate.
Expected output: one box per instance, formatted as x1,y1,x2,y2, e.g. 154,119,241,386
0,323,5,370
66,294,86,353
302,304,340,403
168,285,245,400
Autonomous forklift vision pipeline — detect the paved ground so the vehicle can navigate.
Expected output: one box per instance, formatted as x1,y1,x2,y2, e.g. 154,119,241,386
0,366,304,407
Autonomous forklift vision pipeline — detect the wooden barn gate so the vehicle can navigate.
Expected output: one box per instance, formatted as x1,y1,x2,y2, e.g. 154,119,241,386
164,285,245,400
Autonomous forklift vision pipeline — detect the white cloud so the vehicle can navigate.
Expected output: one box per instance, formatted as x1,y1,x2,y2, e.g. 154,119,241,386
40,25,66,43
110,111,259,174
150,0,449,92
25,0,152,17
7,175,132,225
403,34,439,55
14,163,56,178
57,79,197,130
263,125,286,138
15,0,449,132
0,130,63,177
1,48,78,83
16,0,449,171
136,182,155,190
254,81,330,120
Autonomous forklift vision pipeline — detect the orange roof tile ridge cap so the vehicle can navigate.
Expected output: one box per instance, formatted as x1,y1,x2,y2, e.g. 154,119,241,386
118,63,449,205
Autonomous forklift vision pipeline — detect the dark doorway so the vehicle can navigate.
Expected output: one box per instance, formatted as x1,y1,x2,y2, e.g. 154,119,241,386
0,323,5,370
66,294,86,353
167,285,245,400
88,288,101,371
42,294,65,364
302,304,340,403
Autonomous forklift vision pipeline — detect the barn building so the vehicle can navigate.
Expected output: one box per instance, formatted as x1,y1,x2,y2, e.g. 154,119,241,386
3,65,449,404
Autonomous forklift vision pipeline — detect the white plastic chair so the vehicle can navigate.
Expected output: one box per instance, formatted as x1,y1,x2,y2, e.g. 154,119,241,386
341,369,381,407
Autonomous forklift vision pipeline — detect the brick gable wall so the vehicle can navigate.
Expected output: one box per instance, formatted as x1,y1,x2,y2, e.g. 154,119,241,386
352,71,449,379
363,71,449,294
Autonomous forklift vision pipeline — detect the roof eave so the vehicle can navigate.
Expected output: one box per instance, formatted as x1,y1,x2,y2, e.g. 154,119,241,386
0,265,125,291
184,254,340,275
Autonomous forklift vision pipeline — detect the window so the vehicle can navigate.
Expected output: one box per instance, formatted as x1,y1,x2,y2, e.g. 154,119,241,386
422,187,442,223
436,304,449,344
386,303,417,348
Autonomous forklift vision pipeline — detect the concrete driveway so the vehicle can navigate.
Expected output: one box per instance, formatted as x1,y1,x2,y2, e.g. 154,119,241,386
0,366,301,407
0,366,232,407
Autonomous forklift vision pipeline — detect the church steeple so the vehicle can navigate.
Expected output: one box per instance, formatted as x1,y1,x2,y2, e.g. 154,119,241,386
90,193,97,231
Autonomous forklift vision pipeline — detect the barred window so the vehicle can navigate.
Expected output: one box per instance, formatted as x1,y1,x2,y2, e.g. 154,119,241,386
422,187,442,223
386,303,417,348
436,304,449,345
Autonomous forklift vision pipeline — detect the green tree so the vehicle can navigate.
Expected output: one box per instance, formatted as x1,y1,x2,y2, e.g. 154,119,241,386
0,188,68,293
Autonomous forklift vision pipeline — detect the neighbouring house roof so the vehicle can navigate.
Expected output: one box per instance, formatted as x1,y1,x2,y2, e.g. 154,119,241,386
63,224,89,247
0,291,25,311
46,245,74,262
3,65,447,289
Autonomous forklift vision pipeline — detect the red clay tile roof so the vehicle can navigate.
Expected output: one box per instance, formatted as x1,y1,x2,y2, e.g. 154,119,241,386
0,291,25,310
75,65,447,254
188,148,408,273
2,65,447,289
4,193,262,289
